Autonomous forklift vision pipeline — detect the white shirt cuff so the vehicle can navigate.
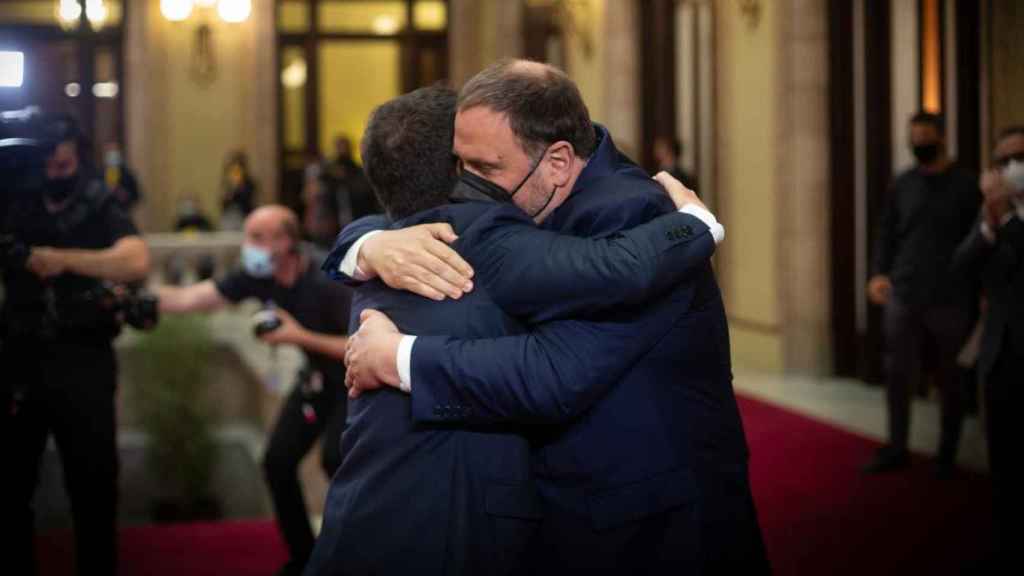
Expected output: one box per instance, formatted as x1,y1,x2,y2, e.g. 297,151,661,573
680,204,725,244
338,230,383,281
396,335,416,393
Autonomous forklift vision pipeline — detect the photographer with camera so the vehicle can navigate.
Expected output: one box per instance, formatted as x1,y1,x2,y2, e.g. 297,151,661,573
156,204,351,576
1,117,151,576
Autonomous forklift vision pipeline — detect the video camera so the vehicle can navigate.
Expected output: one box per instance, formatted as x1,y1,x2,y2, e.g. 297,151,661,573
0,107,70,213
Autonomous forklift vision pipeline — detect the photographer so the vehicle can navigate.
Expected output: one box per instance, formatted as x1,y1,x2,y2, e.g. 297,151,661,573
1,120,150,575
156,205,350,576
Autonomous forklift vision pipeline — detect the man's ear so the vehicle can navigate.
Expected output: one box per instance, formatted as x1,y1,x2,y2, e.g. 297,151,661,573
545,141,576,187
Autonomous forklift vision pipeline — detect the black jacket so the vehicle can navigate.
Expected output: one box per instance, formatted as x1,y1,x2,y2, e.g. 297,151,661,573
873,164,981,308
952,214,1024,381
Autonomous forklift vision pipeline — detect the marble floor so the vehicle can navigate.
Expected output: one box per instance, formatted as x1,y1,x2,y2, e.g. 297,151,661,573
732,370,989,472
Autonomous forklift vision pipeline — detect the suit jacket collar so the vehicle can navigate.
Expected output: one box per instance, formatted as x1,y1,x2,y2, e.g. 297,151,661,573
571,124,616,196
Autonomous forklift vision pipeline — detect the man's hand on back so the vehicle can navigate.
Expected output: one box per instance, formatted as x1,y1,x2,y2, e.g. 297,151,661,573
358,224,475,301
654,171,707,212
345,309,405,398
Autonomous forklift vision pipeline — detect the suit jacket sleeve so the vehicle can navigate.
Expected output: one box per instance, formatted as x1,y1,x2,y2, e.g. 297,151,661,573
321,214,391,285
410,287,694,424
951,212,992,279
410,193,707,425
464,204,715,323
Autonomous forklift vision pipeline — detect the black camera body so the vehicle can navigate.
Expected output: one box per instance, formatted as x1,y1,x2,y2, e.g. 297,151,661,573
79,283,161,332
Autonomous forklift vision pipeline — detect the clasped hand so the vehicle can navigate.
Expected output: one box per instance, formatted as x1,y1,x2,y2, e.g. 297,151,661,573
344,309,404,398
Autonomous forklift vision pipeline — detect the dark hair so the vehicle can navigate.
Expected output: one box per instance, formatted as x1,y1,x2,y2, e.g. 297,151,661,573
910,111,945,134
458,59,596,159
361,85,459,220
996,125,1024,143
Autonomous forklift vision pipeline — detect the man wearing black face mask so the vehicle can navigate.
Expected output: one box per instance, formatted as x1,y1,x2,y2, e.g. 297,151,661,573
1,120,150,575
864,112,981,477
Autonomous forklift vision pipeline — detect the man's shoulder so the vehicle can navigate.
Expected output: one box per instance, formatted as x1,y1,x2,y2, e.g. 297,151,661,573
567,170,673,231
398,201,515,234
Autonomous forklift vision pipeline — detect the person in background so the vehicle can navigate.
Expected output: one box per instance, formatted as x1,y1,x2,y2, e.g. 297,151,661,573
324,134,379,224
951,125,1024,563
174,195,214,234
156,205,351,576
168,195,216,283
103,141,142,213
221,150,257,230
2,117,151,576
301,162,342,249
864,112,981,477
653,135,699,194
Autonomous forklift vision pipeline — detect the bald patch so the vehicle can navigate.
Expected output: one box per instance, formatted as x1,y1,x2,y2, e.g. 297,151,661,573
245,205,300,242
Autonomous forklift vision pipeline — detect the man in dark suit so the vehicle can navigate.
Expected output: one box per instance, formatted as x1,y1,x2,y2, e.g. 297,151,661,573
951,125,1024,562
305,85,724,575
864,112,981,476
340,60,767,575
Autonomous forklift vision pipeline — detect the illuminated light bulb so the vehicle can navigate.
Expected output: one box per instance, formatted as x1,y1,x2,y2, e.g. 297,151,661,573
92,82,119,98
86,0,108,29
56,0,82,29
195,0,217,6
217,0,251,23
161,0,194,22
371,15,399,35
65,82,82,98
281,58,307,89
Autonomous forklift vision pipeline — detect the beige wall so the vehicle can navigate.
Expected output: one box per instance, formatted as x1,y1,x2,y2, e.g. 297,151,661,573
126,0,276,231
989,0,1024,140
715,0,784,372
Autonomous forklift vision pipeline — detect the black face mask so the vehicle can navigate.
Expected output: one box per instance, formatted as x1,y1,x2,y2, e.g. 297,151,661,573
45,174,78,203
450,154,557,218
912,143,940,165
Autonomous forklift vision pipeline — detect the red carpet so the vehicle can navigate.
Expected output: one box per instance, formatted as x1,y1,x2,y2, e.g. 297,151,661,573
739,394,993,575
38,394,992,575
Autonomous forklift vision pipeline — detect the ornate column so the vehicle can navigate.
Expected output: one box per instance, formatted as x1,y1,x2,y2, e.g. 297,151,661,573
777,0,832,374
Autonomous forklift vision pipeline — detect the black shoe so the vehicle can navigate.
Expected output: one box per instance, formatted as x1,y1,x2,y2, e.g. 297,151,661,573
861,446,910,474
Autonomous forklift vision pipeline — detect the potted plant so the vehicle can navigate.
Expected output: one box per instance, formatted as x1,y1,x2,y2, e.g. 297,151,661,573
131,314,221,522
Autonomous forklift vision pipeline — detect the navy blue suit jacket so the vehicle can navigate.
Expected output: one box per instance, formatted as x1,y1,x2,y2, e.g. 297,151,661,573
398,128,751,536
307,184,717,574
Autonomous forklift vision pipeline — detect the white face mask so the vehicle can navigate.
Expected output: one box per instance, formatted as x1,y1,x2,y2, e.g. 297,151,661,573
1002,159,1024,193
241,243,274,278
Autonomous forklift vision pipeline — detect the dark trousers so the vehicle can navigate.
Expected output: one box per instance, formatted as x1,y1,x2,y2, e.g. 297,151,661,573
263,373,347,569
882,300,970,461
1,339,119,576
984,350,1020,562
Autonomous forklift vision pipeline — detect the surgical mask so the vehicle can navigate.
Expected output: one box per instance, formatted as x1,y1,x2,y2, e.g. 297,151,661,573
1002,159,1024,192
241,244,274,278
912,143,940,165
45,174,78,203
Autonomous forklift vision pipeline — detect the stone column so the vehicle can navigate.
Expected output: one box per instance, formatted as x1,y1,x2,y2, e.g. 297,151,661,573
240,0,277,207
449,0,523,88
602,0,640,157
776,0,832,374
